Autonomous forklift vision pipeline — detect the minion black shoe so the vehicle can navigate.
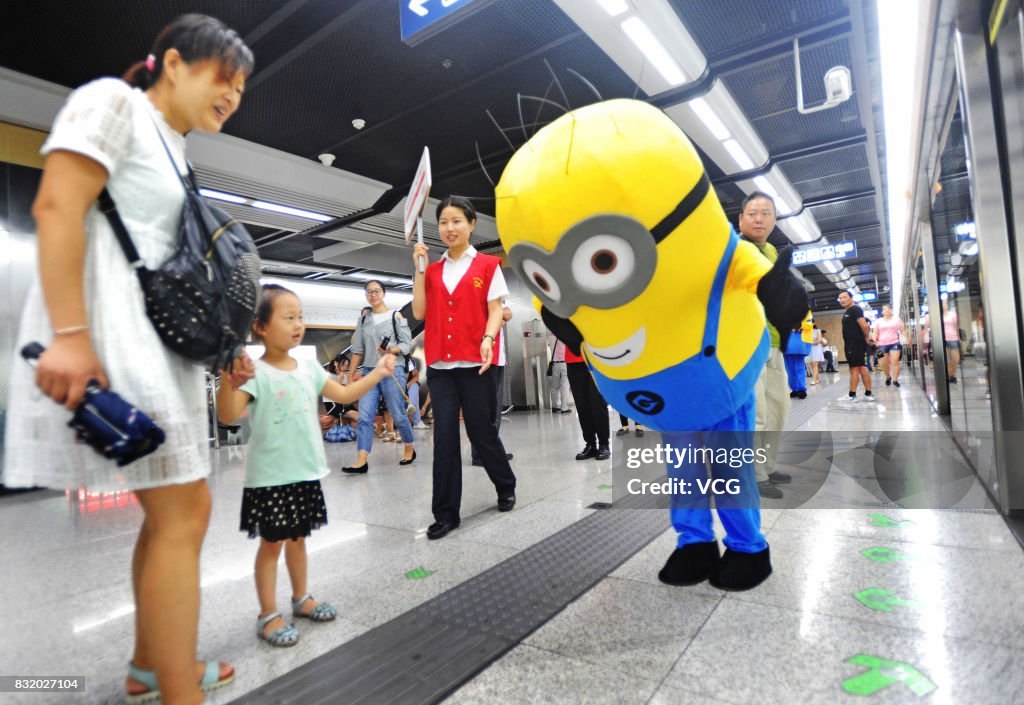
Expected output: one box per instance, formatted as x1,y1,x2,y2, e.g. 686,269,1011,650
709,547,772,592
658,541,720,586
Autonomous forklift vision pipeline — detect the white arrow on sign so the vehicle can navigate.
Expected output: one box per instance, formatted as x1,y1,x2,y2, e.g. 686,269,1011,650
410,0,461,17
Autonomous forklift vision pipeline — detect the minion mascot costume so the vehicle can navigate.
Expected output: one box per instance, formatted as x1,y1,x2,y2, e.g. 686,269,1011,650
495,100,807,591
783,313,815,398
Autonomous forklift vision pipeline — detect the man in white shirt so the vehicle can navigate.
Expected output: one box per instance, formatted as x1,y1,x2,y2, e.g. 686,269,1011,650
547,333,572,413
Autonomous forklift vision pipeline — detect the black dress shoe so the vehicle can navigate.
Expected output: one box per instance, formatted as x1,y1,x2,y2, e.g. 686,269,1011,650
767,471,791,484
497,494,516,512
709,547,772,591
471,458,483,467
658,541,720,586
506,452,514,460
399,450,416,466
341,462,369,474
575,444,597,460
595,445,611,460
426,520,459,540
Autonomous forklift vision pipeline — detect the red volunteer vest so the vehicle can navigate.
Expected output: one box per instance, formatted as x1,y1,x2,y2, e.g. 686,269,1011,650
564,347,584,364
425,252,503,366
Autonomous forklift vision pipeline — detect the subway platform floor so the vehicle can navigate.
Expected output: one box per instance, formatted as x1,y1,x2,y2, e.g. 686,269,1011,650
1,370,1022,704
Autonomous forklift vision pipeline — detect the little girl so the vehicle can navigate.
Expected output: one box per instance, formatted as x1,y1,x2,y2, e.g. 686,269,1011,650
217,284,394,646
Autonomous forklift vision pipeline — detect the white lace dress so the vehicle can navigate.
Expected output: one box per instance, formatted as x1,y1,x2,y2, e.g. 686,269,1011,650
2,78,211,491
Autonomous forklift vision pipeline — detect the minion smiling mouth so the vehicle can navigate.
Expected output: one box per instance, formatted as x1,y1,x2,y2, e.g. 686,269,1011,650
586,326,645,367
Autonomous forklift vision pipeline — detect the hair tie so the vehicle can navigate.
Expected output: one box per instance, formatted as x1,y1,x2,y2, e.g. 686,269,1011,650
145,54,156,72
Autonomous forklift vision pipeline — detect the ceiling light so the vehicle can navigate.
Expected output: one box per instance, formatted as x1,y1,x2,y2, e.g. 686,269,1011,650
595,0,629,16
620,17,687,86
251,200,333,222
554,0,707,94
787,220,812,242
744,167,802,217
666,80,770,176
199,188,247,204
689,98,730,140
824,260,841,273
723,139,754,171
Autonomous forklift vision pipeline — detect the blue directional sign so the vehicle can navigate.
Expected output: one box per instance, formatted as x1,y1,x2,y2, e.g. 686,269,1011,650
791,240,858,266
400,0,493,46
853,291,877,302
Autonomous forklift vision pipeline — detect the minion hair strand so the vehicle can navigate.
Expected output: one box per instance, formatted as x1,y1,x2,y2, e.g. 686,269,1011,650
565,67,603,101
475,140,496,188
485,109,518,152
543,59,572,113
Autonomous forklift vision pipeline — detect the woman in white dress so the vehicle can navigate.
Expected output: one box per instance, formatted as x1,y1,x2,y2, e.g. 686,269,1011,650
808,324,826,384
2,15,253,705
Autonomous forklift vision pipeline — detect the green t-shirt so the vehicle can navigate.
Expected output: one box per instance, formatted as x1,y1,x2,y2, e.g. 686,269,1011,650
240,358,330,488
750,239,781,349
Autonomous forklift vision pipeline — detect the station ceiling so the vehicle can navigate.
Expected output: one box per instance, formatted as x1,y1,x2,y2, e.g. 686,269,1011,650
1,0,891,312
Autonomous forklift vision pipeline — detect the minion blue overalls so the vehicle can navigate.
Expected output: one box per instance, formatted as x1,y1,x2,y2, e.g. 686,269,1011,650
588,231,769,553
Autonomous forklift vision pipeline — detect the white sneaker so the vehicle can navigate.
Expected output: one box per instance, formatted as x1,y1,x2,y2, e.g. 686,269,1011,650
840,394,858,402
413,422,431,430
862,394,876,402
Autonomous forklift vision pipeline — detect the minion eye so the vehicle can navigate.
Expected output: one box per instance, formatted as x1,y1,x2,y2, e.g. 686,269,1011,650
571,235,635,293
522,259,562,302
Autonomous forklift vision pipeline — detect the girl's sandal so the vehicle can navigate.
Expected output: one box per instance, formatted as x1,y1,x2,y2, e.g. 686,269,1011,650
126,660,235,703
292,593,337,622
257,612,299,647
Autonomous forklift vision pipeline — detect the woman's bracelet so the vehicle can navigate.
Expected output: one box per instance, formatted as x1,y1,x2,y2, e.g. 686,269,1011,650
482,334,495,344
54,324,89,336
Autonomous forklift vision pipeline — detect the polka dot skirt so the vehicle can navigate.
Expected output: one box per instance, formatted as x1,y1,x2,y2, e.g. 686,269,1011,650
240,480,327,542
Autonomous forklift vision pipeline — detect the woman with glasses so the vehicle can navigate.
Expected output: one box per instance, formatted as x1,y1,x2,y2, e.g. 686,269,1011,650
411,196,517,540
342,281,416,472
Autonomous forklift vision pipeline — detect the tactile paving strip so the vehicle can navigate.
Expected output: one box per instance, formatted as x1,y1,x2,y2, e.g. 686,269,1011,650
230,495,667,705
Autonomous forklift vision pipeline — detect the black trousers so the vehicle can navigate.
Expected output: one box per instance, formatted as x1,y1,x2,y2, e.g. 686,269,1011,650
430,366,516,524
566,362,610,447
470,366,504,464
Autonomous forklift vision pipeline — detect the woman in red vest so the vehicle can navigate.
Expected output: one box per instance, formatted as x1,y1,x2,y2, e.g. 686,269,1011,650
412,196,517,540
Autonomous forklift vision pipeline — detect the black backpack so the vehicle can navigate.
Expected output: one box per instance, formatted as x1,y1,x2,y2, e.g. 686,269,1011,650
99,121,261,371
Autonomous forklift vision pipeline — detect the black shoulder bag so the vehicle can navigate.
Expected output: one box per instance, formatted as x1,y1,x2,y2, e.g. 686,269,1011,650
98,122,261,371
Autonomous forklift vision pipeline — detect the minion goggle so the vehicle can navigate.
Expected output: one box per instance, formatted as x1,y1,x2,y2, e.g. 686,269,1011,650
508,172,710,318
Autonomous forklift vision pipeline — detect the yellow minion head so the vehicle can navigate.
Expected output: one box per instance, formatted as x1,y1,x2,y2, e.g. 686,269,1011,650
495,99,766,380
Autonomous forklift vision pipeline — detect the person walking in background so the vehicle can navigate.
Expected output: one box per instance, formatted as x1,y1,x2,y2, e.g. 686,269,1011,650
406,356,430,429
343,280,416,472
616,415,645,438
822,330,837,372
782,322,811,399
546,332,572,414
471,301,515,466
808,325,826,384
217,285,395,649
411,196,517,540
839,290,875,401
565,343,611,461
1,15,252,705
875,304,908,387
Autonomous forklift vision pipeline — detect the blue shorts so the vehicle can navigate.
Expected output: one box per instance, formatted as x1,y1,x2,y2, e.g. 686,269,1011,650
945,340,960,350
878,343,901,353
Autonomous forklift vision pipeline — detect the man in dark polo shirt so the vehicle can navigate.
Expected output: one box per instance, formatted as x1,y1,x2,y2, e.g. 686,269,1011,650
839,290,875,401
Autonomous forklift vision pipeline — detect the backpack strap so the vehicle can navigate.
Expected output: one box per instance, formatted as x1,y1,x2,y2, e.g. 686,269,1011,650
392,311,410,365
97,189,146,273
